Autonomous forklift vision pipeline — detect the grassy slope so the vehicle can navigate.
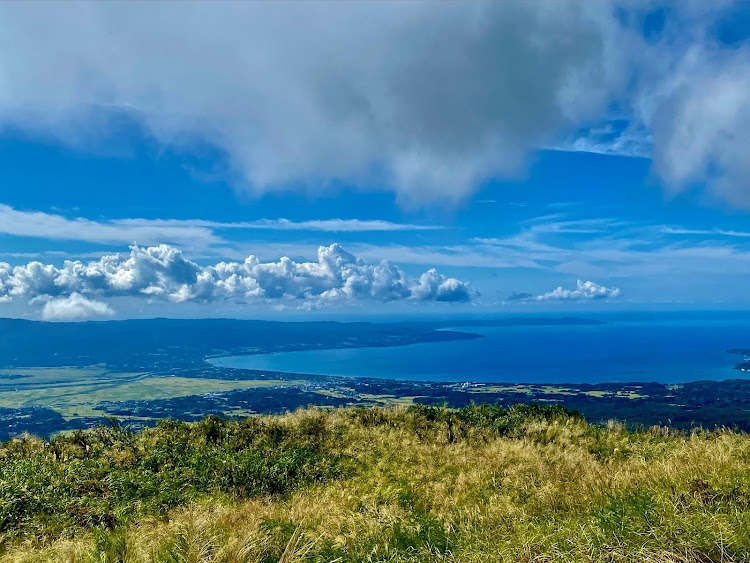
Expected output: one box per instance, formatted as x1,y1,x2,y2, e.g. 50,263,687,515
2,405,750,562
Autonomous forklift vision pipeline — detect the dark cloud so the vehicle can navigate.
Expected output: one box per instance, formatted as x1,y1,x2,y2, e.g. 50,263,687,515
0,3,747,207
0,2,632,205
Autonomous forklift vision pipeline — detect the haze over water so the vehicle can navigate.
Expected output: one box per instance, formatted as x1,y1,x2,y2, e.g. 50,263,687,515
213,318,750,384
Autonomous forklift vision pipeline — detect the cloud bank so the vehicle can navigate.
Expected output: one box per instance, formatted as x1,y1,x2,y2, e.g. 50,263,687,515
0,244,473,309
537,280,621,301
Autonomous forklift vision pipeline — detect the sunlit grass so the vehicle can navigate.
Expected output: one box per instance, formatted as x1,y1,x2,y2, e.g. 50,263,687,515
2,404,750,562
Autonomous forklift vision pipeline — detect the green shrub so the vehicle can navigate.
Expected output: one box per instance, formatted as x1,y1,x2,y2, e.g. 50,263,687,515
0,415,346,542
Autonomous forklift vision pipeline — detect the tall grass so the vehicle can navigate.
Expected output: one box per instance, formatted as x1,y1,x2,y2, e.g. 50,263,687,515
2,404,750,562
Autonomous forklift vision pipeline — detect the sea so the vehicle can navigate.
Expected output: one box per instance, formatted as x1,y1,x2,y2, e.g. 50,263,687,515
211,315,750,385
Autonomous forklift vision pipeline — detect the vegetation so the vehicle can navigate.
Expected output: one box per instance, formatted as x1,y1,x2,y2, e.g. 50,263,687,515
0,367,302,411
8,364,750,441
2,404,750,562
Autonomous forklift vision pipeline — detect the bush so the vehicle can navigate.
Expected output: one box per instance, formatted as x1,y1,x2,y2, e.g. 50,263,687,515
0,415,346,541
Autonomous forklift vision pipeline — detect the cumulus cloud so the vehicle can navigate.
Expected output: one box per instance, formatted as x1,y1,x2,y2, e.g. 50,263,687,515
0,244,473,307
0,2,633,205
537,280,621,301
41,293,114,321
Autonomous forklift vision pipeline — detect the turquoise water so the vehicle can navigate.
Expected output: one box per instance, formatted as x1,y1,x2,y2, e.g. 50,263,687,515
211,319,750,384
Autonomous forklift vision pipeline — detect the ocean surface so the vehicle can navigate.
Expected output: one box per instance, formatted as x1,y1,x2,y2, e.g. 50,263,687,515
212,318,750,384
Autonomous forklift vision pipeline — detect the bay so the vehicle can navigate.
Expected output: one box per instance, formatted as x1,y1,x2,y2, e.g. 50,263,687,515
211,319,750,384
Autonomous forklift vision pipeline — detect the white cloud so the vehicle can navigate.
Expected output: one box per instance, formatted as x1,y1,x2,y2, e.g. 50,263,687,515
473,216,750,282
0,205,440,248
0,244,473,307
553,122,652,159
0,3,634,205
0,205,221,247
453,213,750,290
41,292,114,321
641,42,750,208
115,217,441,233
410,269,472,303
522,216,628,234
537,280,621,301
660,226,750,238
348,243,541,269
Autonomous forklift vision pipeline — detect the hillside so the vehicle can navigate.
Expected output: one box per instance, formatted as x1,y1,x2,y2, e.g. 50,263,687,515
2,404,750,562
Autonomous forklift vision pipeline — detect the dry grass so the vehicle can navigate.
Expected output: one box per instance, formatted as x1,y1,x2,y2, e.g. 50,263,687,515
3,406,750,562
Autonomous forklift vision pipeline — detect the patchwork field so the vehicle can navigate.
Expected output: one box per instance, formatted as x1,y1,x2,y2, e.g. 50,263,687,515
0,366,302,416
4,362,750,441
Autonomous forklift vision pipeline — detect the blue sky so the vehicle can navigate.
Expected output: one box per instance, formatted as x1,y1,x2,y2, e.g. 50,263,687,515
1,2,750,320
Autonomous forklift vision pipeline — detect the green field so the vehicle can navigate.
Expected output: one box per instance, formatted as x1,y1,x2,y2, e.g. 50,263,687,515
0,367,303,419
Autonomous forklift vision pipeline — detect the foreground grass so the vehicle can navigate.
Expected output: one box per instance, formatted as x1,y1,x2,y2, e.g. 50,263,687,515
2,404,750,562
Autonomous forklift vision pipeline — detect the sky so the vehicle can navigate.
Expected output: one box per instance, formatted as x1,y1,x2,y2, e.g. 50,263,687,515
1,2,750,321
